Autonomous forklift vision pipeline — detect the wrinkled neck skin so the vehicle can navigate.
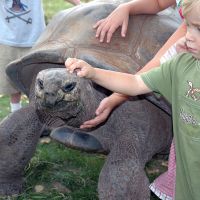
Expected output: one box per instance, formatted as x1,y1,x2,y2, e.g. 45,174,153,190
73,83,107,126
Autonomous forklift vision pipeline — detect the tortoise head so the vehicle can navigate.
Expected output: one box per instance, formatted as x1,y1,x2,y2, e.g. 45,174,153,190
35,68,106,125
35,68,80,110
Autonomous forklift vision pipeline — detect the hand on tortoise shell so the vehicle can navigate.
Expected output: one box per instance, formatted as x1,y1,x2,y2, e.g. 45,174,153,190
65,58,94,78
93,4,130,43
80,97,114,129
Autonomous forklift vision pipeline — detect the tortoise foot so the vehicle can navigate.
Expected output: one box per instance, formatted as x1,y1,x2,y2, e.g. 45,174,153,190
51,126,105,153
0,179,23,196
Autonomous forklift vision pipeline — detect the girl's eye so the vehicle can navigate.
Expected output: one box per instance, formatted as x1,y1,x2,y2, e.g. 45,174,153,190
197,27,200,32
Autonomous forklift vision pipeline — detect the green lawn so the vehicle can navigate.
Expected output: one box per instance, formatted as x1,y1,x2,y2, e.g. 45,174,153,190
0,1,164,199
43,0,73,24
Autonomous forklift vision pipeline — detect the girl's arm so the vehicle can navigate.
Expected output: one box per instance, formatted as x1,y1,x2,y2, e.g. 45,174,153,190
126,0,176,15
66,58,151,97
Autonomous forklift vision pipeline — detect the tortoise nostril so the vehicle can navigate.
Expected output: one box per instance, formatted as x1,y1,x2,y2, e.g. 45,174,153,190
62,82,76,93
44,92,56,97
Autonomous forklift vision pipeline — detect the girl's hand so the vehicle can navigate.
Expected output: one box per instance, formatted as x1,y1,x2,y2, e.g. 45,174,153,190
175,36,188,53
93,4,130,43
65,58,95,78
80,93,128,129
80,96,114,129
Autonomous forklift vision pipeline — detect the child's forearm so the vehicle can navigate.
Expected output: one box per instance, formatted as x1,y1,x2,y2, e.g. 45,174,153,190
65,58,151,96
91,68,150,96
109,93,129,105
124,0,175,15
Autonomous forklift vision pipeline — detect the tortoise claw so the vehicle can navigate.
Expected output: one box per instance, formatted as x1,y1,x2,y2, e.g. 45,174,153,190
50,126,105,153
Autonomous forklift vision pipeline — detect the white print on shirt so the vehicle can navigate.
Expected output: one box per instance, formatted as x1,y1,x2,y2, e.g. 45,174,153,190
186,81,200,101
179,109,200,125
4,0,32,24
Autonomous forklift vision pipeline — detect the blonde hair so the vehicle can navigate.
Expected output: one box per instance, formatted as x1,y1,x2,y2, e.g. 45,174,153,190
182,0,200,16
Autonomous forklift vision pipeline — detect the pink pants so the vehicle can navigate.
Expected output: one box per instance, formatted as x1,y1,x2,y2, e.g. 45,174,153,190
149,140,176,200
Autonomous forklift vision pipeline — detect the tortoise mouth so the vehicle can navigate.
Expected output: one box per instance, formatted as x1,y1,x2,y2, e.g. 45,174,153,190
35,95,79,111
35,97,84,127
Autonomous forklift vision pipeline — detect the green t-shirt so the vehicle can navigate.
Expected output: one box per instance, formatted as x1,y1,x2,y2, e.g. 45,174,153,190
141,53,200,200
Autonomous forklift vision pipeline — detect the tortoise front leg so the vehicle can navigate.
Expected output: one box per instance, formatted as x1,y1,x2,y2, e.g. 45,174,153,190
0,106,43,195
51,126,106,153
98,133,150,200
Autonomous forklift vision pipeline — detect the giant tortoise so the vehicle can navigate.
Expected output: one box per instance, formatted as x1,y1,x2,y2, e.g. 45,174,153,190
1,0,179,199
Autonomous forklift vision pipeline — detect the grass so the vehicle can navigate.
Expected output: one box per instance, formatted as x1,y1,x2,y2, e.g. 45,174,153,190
43,0,73,24
0,1,166,199
19,143,105,200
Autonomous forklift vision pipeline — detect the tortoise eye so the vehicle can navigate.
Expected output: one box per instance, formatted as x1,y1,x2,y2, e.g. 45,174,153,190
62,82,76,93
37,79,44,90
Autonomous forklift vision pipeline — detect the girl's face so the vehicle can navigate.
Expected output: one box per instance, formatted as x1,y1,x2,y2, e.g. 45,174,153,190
184,3,200,59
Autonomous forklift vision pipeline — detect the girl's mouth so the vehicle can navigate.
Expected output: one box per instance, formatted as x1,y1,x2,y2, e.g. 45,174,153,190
187,47,197,53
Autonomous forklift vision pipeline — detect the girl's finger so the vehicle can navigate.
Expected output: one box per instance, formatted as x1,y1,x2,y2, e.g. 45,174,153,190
93,19,103,29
